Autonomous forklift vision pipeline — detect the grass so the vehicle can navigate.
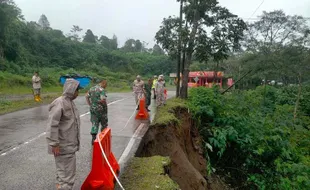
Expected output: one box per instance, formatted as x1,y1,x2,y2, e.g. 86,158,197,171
0,85,131,96
0,85,131,115
0,93,61,115
119,156,179,190
0,83,131,115
152,98,187,127
0,86,63,96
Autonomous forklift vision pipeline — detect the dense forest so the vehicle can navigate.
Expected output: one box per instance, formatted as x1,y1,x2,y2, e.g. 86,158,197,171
189,86,310,189
0,0,174,90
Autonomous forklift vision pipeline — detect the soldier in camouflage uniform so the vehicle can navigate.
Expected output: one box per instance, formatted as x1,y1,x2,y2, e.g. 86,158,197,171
144,78,153,112
133,75,144,110
85,80,108,145
155,75,166,107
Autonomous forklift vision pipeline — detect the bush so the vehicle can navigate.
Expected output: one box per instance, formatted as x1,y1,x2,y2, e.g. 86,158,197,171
187,86,310,189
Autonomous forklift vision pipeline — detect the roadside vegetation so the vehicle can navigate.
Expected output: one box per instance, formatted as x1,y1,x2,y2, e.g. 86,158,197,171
0,93,60,115
0,0,176,113
119,156,179,190
188,86,310,189
0,1,175,96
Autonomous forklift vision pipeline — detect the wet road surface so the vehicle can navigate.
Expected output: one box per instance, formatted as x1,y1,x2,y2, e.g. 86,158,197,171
0,92,174,190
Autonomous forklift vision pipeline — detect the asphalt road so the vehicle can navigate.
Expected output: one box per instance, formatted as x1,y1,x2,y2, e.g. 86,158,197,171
0,92,166,190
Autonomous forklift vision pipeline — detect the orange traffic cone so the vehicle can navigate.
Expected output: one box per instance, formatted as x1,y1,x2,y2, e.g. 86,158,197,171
135,97,149,120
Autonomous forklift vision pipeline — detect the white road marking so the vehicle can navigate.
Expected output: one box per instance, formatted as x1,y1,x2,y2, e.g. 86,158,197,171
0,132,47,156
116,108,137,133
79,98,127,117
0,98,128,157
118,123,145,165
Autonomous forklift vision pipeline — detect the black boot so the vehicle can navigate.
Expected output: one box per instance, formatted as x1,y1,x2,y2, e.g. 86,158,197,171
91,134,96,145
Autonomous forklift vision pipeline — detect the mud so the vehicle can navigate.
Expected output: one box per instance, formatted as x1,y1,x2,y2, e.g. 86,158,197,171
138,107,229,190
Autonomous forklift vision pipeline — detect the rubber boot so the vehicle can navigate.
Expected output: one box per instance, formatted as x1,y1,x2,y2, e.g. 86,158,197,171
146,107,150,112
35,95,39,102
91,134,96,145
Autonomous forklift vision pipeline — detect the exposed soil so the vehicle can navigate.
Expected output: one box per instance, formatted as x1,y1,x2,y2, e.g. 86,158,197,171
137,108,229,190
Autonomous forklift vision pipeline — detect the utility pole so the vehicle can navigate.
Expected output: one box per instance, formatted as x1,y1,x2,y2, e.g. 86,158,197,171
176,0,183,97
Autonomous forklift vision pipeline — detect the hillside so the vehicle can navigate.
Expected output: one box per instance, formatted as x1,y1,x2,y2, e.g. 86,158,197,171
0,1,175,94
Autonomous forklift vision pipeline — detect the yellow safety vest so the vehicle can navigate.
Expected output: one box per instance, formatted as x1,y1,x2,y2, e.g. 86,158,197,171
152,79,158,89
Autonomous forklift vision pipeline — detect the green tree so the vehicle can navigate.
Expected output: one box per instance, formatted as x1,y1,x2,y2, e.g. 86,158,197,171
278,45,310,121
110,34,118,50
83,29,96,43
0,0,22,58
99,35,110,49
38,14,50,30
122,39,136,52
135,40,142,52
0,0,175,90
152,44,165,55
156,0,246,98
244,10,310,52
242,10,310,85
69,25,83,41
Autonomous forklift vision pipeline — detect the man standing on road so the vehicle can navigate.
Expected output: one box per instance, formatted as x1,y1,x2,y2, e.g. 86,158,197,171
133,75,144,110
46,78,81,190
144,78,153,112
155,75,166,107
152,75,158,99
85,79,108,145
32,71,42,102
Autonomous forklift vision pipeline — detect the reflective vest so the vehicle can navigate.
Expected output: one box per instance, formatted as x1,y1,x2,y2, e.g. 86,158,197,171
152,79,158,89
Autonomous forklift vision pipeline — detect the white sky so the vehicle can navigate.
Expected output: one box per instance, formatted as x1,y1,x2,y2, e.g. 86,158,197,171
14,0,310,47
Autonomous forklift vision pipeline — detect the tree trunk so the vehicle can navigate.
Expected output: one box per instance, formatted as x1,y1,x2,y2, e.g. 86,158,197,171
181,22,187,75
180,0,199,99
181,44,186,74
176,0,183,97
180,55,191,98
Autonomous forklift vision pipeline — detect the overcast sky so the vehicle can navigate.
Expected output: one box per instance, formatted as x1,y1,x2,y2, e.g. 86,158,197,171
15,0,310,47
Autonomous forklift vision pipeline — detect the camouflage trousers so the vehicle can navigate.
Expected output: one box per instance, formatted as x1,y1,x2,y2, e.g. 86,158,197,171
90,110,108,135
156,92,165,107
145,93,151,107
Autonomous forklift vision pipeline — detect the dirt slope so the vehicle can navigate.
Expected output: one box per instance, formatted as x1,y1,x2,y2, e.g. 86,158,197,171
138,105,228,190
